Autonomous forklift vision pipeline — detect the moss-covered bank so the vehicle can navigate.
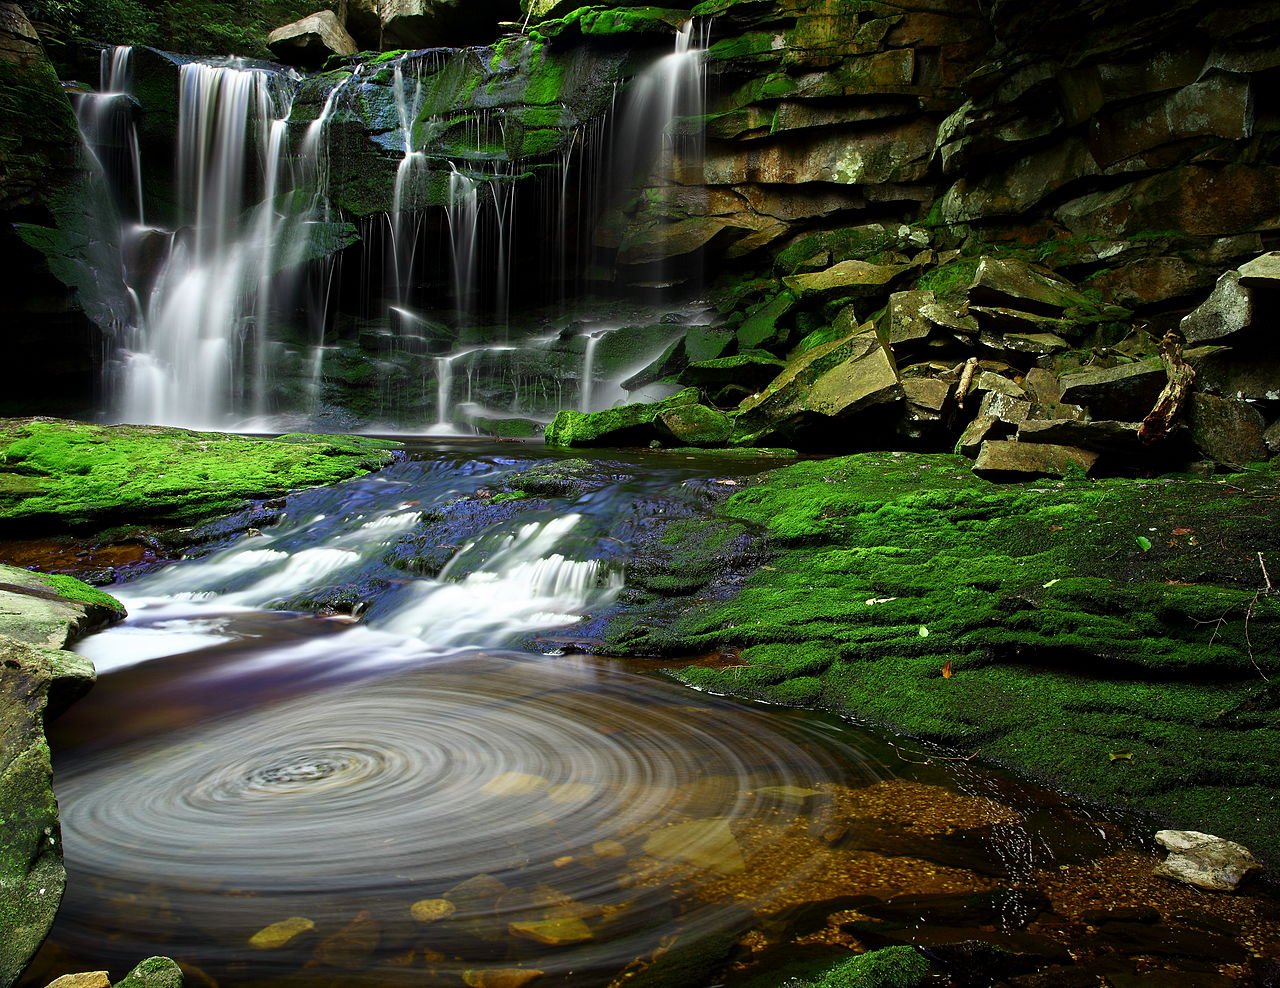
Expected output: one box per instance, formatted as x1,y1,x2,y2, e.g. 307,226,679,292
602,452,1280,864
0,418,401,535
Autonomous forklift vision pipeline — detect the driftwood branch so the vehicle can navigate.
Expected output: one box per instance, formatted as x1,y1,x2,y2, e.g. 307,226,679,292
954,357,979,410
1139,329,1195,444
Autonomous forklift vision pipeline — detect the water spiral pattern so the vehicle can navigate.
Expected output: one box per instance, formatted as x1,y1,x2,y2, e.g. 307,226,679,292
52,649,881,982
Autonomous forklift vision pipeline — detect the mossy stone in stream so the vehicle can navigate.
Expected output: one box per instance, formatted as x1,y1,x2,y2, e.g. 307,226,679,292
113,956,184,988
544,388,702,447
0,419,401,535
807,946,931,988
602,452,1280,862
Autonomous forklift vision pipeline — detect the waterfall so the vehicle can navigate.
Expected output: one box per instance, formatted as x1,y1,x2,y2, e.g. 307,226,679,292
75,46,146,223
445,165,479,328
390,55,430,307
580,331,602,412
606,19,708,287
431,354,456,433
111,62,301,429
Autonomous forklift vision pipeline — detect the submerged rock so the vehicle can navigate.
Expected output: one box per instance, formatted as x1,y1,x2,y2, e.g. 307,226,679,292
248,915,316,949
410,898,457,924
509,916,593,945
642,818,746,875
1153,830,1262,891
461,969,543,988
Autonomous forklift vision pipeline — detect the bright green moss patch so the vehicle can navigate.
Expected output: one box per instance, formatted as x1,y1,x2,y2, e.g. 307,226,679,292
607,452,1280,861
35,573,124,614
0,418,401,534
806,946,931,988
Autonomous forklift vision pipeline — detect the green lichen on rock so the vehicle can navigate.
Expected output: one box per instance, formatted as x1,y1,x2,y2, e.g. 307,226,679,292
0,418,401,534
806,946,932,988
604,452,1280,862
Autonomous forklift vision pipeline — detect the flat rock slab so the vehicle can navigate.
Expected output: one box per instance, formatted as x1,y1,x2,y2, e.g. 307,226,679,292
1181,270,1252,343
972,440,1099,479
267,11,358,68
643,818,746,875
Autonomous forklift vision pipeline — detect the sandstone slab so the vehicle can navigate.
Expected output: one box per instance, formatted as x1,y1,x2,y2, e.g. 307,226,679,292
972,441,1099,479
267,12,358,68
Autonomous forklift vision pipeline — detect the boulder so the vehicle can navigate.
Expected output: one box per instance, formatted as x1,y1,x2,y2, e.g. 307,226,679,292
1181,271,1252,344
736,291,797,350
883,290,937,346
1268,418,1280,457
47,975,111,988
967,257,1091,317
972,441,1099,479
957,415,1005,457
1153,830,1261,892
1188,393,1269,465
1016,419,1144,454
1236,251,1280,288
678,353,783,390
267,12,358,68
545,388,702,447
783,259,914,300
1058,358,1168,420
113,958,184,988
735,328,901,442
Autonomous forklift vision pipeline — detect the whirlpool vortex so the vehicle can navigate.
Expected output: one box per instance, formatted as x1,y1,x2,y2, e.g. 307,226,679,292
50,649,885,985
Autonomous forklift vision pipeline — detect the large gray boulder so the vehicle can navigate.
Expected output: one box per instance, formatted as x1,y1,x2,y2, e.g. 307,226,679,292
1181,270,1252,344
267,11,359,68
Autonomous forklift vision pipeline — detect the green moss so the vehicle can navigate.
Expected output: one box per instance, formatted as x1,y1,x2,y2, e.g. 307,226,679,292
807,947,931,988
0,419,401,534
606,452,1280,860
35,573,124,614
914,257,981,300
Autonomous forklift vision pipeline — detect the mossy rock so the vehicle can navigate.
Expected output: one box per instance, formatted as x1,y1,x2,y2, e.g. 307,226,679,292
807,946,931,988
544,388,700,447
0,419,400,535
658,403,733,446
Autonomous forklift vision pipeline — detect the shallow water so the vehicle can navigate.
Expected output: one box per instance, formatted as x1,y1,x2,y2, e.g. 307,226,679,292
20,445,1280,987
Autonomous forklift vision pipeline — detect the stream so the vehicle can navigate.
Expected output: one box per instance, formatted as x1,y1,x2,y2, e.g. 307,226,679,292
20,444,1280,987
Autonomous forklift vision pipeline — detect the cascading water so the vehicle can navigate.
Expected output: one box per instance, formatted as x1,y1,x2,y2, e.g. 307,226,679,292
445,164,480,328
75,46,146,224
606,19,708,287
113,62,300,428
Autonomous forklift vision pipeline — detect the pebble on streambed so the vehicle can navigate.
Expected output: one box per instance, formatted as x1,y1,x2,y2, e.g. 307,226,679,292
247,915,315,949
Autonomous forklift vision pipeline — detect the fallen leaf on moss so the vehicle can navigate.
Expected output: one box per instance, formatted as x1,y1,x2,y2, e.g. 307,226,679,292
942,660,952,679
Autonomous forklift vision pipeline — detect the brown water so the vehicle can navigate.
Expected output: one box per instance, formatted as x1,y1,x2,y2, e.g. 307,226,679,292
18,448,1280,986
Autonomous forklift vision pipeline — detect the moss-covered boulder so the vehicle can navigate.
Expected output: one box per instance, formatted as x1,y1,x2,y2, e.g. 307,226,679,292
0,564,126,988
544,387,702,447
806,946,931,988
0,419,401,535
